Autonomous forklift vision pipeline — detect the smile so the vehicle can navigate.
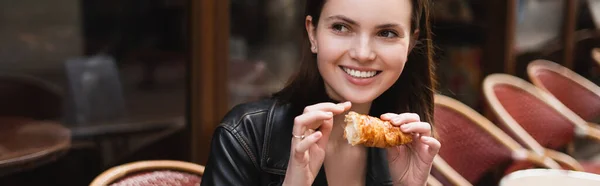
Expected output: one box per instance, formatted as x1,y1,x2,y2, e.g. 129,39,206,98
340,66,381,78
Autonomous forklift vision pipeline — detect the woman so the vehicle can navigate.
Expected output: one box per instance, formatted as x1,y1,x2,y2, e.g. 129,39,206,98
201,0,440,185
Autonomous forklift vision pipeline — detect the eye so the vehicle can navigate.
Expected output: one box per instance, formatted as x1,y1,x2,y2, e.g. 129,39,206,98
332,23,350,33
377,30,399,38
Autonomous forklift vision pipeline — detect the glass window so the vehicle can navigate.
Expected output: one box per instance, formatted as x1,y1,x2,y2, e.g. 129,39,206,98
228,0,304,108
0,0,189,184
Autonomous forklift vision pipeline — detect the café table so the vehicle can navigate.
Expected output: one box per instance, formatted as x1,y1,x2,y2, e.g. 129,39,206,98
0,117,71,176
500,168,600,186
66,116,185,167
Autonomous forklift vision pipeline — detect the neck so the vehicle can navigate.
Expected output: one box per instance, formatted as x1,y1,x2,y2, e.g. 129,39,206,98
349,102,372,115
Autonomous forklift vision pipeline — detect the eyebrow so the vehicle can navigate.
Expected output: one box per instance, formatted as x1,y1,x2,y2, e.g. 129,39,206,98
326,15,357,26
376,23,402,30
326,15,406,31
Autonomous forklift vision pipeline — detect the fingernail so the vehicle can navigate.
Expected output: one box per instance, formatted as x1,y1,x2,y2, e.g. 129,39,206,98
421,136,430,142
326,112,333,116
314,131,322,138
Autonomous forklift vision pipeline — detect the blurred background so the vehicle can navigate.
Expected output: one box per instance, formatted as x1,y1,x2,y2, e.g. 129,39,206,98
0,0,599,185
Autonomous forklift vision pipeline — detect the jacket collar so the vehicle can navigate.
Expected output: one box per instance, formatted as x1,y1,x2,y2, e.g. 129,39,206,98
260,99,393,185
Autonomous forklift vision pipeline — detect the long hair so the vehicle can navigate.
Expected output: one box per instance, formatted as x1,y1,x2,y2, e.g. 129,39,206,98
273,0,436,126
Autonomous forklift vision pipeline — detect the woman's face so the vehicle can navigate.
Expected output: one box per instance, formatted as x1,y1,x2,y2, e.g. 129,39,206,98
306,0,414,104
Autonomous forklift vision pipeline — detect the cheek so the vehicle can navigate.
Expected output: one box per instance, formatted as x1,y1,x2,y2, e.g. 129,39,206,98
381,47,409,73
316,37,349,65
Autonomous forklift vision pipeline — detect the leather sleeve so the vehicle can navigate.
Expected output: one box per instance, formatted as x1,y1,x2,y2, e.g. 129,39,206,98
201,126,260,185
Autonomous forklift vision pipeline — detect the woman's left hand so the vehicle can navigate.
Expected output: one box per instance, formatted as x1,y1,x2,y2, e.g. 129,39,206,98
380,113,441,186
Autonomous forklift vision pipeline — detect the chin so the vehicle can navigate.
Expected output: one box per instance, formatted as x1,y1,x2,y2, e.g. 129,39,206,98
324,82,388,105
340,92,380,104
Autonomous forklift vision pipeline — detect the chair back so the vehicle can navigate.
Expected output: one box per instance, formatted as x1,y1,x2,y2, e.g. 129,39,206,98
483,74,591,153
431,155,473,186
527,60,600,122
427,173,444,186
90,160,204,186
434,94,526,184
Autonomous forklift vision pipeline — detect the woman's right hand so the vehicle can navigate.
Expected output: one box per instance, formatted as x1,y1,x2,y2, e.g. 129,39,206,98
282,102,351,186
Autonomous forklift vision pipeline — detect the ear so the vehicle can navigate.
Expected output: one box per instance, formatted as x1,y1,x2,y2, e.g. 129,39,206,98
305,16,318,53
408,29,420,52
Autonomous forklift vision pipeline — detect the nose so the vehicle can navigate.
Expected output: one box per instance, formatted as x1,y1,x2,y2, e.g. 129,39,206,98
349,34,376,62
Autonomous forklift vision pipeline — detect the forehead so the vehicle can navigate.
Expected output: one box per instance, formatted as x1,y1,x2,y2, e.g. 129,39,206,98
320,0,413,26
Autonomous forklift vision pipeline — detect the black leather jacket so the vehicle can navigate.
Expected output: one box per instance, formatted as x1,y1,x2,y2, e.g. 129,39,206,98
201,98,396,186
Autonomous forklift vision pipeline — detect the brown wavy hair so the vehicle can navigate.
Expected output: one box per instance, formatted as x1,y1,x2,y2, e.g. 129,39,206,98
274,0,436,125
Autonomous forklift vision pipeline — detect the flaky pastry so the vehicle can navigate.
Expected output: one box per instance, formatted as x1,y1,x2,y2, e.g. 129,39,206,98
344,111,413,148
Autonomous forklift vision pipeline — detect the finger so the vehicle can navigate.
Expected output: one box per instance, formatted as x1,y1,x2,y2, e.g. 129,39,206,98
293,111,333,138
315,102,350,144
380,113,398,120
338,101,352,112
294,131,323,157
304,102,351,115
401,122,432,136
316,118,333,148
420,136,441,155
304,103,337,113
388,113,421,126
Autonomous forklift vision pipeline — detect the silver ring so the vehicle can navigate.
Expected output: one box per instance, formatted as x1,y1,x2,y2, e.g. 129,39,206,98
292,134,305,140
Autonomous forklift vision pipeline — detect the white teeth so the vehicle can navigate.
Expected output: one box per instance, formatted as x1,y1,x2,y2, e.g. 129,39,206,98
342,67,378,78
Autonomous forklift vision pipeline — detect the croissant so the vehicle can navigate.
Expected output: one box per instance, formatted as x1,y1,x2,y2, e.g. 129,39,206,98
343,111,413,148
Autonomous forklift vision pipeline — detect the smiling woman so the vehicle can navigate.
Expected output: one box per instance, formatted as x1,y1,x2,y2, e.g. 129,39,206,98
201,0,439,185
310,0,414,105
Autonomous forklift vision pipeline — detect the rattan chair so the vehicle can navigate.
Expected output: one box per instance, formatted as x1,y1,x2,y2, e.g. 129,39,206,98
427,173,443,186
431,156,472,186
527,60,600,125
90,160,204,186
483,74,600,173
433,94,561,185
